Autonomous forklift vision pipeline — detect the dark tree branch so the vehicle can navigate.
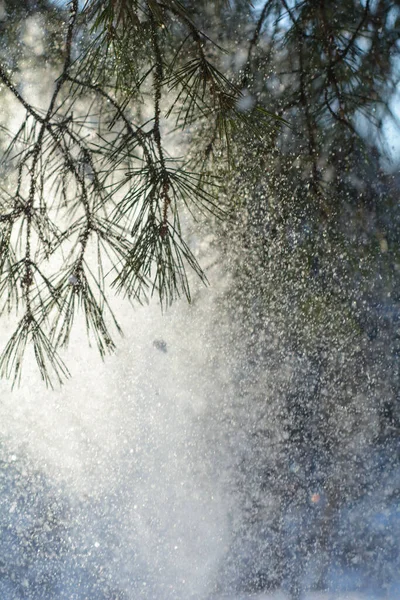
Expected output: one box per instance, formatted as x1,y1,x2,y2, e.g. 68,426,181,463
242,0,273,88
149,11,170,235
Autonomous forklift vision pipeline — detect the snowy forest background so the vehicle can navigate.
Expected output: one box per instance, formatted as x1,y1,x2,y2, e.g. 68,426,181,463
0,0,400,598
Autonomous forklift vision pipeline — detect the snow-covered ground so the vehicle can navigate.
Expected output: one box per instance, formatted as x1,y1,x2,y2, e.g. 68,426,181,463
221,595,387,600
0,276,399,599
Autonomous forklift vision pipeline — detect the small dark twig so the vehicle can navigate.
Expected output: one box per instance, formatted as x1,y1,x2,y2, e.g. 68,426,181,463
0,65,44,123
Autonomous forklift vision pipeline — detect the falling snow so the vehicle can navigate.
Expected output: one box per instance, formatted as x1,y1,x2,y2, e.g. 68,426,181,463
0,1,399,599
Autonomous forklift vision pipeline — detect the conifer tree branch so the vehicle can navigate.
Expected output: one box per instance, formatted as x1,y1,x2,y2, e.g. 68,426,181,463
65,75,154,167
0,0,79,385
23,0,79,307
1,0,397,387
